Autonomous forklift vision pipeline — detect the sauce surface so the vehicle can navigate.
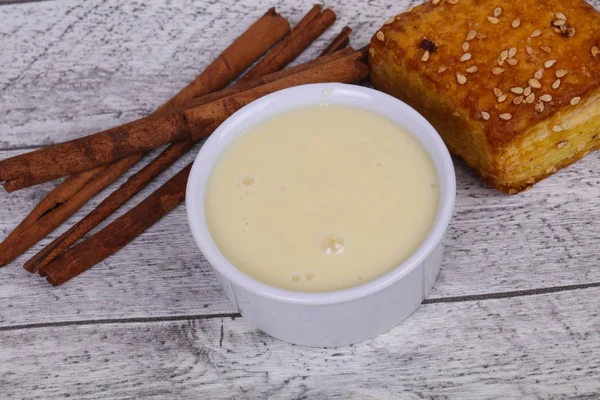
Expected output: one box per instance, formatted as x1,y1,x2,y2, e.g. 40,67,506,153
206,105,439,292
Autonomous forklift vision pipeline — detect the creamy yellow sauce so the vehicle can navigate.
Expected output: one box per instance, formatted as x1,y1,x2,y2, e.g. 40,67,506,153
206,105,439,292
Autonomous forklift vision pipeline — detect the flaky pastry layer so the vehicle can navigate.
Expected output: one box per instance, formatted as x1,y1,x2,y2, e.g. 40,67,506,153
370,0,600,193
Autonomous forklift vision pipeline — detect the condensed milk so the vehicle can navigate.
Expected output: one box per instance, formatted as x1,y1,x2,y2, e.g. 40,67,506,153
205,105,439,292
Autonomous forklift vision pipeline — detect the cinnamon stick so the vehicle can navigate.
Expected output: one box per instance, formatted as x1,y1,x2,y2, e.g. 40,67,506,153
0,155,143,266
184,47,354,109
40,165,192,286
184,50,370,138
38,51,370,284
0,9,290,267
157,8,289,111
290,4,323,31
238,6,335,83
6,50,367,190
0,8,290,191
25,50,354,274
2,166,106,244
5,8,332,193
3,165,105,193
24,141,193,272
1,118,152,193
320,26,352,56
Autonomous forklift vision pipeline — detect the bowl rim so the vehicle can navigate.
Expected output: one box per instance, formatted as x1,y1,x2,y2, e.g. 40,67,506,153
186,83,456,306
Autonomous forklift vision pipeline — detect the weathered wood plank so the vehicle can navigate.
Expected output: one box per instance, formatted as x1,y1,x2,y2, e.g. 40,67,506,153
2,288,599,399
4,0,597,148
0,0,414,149
1,0,599,397
0,145,243,325
3,0,598,149
0,0,599,343
0,148,599,327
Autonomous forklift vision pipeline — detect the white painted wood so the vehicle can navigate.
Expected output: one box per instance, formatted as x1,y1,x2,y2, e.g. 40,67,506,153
2,288,600,399
1,147,599,326
0,0,423,148
1,0,600,397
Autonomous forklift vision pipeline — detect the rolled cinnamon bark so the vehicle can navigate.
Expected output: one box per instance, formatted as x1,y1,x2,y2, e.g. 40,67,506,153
320,26,352,56
25,48,355,273
0,7,290,191
41,164,193,286
4,49,367,194
185,50,369,138
3,166,106,242
158,7,289,111
23,11,347,273
0,155,143,266
0,8,290,267
37,51,370,284
238,6,335,83
24,142,192,273
184,47,354,109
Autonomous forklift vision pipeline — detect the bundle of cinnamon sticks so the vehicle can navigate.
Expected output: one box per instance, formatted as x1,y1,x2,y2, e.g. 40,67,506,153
0,5,367,285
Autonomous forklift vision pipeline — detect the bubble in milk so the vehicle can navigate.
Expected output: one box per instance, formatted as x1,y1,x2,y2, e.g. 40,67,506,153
241,175,256,186
320,233,345,255
238,174,258,194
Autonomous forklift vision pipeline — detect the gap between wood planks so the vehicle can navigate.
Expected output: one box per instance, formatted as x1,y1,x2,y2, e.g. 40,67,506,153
1,282,599,333
0,0,55,6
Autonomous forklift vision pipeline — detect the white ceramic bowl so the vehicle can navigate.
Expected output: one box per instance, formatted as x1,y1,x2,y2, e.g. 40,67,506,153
186,83,456,347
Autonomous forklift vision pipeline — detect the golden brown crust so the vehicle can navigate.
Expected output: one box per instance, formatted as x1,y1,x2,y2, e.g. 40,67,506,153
369,0,600,193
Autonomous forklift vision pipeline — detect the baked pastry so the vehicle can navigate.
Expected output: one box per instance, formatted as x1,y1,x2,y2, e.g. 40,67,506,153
369,0,600,193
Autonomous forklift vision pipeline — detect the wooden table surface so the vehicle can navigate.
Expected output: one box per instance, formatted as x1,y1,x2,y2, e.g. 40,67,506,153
1,0,599,398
